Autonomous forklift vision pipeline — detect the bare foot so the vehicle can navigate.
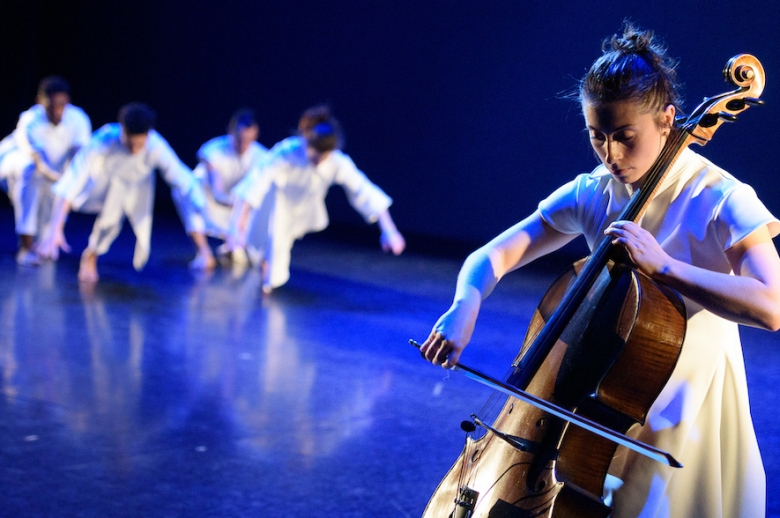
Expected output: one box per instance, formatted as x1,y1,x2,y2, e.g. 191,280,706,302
78,250,99,282
16,248,41,266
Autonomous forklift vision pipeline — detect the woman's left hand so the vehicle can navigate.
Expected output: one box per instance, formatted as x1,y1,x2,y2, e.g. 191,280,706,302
604,220,672,278
381,229,406,255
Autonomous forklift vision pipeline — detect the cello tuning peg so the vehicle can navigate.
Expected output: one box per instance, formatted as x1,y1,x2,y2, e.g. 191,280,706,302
726,99,746,111
718,111,738,122
724,97,765,112
744,97,765,106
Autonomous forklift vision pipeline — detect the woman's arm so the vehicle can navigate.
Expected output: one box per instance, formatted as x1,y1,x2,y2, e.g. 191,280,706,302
202,160,233,206
421,212,575,368
377,209,405,255
606,221,780,331
226,200,253,250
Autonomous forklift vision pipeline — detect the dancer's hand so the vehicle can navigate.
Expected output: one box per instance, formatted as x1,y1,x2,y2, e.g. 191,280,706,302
381,228,406,255
37,227,71,261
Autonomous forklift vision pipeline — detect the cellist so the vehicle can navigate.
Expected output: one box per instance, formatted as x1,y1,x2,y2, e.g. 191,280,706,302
421,23,780,517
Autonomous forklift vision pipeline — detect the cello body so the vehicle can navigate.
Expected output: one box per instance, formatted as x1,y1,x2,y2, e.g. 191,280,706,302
422,261,686,517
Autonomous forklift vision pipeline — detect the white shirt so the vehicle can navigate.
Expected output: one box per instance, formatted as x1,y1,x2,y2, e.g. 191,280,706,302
194,135,269,234
53,123,203,269
233,136,392,242
14,103,92,172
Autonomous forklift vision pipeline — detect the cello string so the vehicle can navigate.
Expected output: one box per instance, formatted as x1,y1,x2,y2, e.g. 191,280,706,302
470,124,691,447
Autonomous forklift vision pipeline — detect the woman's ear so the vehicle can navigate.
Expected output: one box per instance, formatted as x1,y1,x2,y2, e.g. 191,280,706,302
662,104,676,131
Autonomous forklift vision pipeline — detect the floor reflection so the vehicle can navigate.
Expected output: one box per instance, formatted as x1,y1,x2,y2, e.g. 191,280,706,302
0,225,778,517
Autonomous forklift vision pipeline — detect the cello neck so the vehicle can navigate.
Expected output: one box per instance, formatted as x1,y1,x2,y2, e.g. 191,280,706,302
509,127,692,388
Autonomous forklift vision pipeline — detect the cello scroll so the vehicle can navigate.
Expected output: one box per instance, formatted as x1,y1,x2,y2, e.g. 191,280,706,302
685,54,764,144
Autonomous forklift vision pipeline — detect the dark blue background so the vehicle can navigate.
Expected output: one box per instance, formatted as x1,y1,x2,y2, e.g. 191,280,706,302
2,0,778,251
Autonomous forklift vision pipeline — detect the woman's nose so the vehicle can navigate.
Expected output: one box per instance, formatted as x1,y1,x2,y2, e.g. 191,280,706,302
605,139,620,164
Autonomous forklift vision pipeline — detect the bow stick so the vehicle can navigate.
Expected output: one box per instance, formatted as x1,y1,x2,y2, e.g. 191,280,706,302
410,339,682,468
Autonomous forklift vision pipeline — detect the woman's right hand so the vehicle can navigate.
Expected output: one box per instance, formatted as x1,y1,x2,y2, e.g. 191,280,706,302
420,299,480,369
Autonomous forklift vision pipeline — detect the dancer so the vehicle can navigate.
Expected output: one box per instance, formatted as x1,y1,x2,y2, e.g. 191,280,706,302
173,108,269,270
38,102,205,282
0,76,91,264
228,105,405,293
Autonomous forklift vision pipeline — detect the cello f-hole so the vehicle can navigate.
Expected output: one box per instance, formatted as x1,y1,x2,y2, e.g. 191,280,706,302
471,449,481,462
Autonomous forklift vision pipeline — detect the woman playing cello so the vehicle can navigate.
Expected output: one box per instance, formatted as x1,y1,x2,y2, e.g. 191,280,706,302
421,23,780,517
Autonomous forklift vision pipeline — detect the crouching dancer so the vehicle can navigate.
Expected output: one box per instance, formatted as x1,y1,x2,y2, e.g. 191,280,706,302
227,105,405,293
0,76,91,264
38,102,206,282
173,108,269,270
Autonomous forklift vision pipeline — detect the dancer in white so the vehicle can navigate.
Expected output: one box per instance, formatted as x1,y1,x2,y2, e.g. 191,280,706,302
229,105,405,293
173,108,269,270
0,76,91,264
38,102,205,282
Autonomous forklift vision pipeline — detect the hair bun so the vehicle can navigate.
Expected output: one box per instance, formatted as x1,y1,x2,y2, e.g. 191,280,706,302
609,23,654,55
580,21,683,114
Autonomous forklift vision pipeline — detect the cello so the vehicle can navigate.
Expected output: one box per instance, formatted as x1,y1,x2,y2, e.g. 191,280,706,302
413,54,765,517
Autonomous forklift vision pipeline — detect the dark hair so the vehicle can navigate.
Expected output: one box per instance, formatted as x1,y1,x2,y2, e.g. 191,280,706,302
229,108,258,131
37,76,71,100
298,105,342,152
118,102,157,135
580,22,683,117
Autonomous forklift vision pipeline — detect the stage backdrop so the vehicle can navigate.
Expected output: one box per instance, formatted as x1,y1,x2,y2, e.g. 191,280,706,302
2,0,778,255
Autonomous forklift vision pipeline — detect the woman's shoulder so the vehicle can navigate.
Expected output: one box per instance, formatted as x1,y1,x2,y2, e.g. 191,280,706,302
198,135,231,158
16,105,46,128
571,165,618,195
92,123,121,142
249,140,269,154
274,135,302,148
266,136,306,161
146,129,170,148
678,148,746,195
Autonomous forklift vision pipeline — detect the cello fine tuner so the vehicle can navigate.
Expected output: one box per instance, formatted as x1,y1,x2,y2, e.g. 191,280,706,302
453,486,479,518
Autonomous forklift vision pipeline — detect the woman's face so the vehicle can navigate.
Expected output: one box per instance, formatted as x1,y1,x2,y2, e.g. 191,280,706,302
305,145,331,165
583,99,675,188
231,123,259,155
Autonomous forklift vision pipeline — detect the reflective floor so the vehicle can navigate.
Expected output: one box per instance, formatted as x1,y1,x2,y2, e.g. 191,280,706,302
1,209,779,517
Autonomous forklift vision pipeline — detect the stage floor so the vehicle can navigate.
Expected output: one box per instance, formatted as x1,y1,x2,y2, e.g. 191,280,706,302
1,212,779,517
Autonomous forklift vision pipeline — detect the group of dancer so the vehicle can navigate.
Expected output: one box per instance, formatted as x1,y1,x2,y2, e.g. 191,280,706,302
0,78,406,291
